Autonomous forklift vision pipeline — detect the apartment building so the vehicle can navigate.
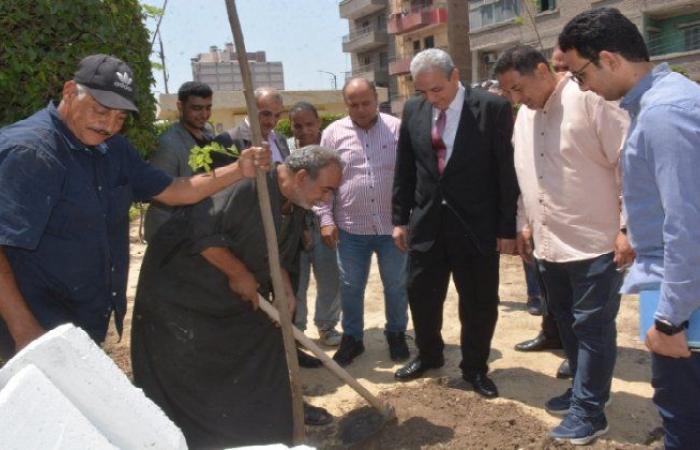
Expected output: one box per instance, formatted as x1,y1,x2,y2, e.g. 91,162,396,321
191,43,285,91
385,0,469,114
339,0,397,111
469,0,700,83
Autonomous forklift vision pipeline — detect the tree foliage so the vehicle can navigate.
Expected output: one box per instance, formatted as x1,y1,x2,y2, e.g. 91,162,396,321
0,0,157,156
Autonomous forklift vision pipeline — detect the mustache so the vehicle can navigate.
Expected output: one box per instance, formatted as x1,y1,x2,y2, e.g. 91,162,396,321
88,127,113,137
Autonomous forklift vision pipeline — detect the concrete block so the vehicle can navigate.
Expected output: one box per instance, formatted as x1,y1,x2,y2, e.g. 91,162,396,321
0,324,187,450
0,364,117,450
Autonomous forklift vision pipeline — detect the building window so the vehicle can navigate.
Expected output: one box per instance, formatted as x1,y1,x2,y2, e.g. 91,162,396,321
469,0,520,31
379,52,388,69
684,25,700,52
424,35,435,49
646,13,700,56
413,40,421,52
538,0,555,12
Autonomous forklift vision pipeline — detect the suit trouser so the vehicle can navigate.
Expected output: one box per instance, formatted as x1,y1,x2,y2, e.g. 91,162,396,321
407,206,500,376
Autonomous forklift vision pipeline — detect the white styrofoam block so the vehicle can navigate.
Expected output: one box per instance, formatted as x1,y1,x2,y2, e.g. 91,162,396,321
0,324,187,450
226,446,316,450
0,364,117,450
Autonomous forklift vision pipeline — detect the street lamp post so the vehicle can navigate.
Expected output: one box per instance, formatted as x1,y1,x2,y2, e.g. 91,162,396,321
318,70,338,90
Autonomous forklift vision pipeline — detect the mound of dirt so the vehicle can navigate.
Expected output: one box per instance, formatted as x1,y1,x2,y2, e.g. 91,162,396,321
306,378,652,450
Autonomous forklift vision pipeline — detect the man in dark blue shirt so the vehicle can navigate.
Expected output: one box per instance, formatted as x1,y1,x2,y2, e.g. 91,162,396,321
0,54,269,358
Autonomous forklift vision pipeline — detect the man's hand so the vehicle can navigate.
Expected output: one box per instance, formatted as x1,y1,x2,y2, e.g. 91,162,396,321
392,226,409,252
646,326,692,358
516,227,534,263
12,320,45,353
613,231,635,269
238,143,271,177
228,269,260,309
497,238,517,255
320,225,338,249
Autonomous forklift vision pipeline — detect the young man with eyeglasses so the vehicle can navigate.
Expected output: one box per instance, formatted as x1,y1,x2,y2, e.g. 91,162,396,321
560,8,700,449
495,44,631,445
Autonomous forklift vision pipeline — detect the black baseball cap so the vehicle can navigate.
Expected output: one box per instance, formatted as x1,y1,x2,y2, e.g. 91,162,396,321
73,54,139,113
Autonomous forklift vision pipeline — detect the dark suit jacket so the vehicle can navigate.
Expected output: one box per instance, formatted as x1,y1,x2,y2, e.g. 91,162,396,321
214,120,290,161
392,87,519,254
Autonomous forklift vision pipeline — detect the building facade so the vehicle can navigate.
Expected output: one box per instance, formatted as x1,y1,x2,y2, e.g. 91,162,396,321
469,0,700,83
191,43,285,91
339,0,397,111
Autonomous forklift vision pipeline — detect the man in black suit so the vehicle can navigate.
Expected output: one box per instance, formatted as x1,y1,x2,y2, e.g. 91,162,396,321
392,48,519,398
215,87,290,163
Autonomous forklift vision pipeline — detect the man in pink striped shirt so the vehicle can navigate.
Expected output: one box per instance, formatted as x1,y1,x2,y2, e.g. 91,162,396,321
315,77,409,367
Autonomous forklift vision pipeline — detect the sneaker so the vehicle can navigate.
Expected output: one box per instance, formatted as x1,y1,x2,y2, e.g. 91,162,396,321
550,413,609,445
332,335,364,367
545,388,573,415
319,328,342,347
545,388,613,416
385,331,410,362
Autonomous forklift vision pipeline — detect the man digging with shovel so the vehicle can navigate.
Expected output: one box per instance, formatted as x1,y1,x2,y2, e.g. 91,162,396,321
131,145,341,448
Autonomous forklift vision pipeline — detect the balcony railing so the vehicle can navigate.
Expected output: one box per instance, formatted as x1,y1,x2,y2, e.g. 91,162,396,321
342,26,389,53
344,63,390,84
339,0,387,20
387,4,448,35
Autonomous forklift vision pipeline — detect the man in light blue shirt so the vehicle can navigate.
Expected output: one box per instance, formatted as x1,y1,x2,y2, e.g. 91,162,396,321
559,7,700,449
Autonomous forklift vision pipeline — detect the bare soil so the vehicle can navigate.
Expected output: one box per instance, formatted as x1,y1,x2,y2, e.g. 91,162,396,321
104,223,662,449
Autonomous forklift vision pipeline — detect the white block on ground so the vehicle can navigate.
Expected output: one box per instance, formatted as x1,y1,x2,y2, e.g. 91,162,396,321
0,364,117,450
0,324,187,450
227,446,315,449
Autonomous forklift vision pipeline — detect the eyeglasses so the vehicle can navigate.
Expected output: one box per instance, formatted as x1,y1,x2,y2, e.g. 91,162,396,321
569,60,592,85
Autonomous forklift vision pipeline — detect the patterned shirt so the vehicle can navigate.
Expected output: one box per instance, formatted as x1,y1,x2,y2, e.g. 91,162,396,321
315,113,400,235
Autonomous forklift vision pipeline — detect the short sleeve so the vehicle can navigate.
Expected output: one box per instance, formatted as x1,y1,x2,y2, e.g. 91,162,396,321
123,144,173,202
0,146,64,250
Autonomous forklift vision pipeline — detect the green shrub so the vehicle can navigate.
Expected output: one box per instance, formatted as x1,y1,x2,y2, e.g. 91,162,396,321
0,0,157,157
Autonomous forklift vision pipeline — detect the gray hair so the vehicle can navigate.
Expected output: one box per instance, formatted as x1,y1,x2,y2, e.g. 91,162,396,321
285,145,343,179
410,48,455,78
75,83,89,99
254,86,283,105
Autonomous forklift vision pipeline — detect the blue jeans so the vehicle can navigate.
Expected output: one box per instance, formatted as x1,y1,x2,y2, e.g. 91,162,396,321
337,229,408,340
537,252,622,419
523,260,541,298
295,227,341,332
649,294,700,450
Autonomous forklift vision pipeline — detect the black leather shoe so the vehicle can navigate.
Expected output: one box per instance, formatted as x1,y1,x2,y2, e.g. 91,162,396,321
556,359,572,379
394,356,444,381
463,373,499,398
303,402,333,426
297,348,323,368
526,296,543,316
386,331,410,362
514,332,563,352
332,335,364,367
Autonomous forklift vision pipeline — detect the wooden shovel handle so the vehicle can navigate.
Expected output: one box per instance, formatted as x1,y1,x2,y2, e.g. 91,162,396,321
257,295,395,418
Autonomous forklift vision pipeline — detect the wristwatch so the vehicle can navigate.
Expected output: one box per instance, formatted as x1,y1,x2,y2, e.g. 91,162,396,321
654,319,689,336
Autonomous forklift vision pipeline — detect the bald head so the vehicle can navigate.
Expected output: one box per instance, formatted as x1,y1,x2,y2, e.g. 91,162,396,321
342,77,378,130
551,46,568,73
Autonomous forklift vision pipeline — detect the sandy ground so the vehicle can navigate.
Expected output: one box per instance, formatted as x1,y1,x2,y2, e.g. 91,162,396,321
104,223,662,449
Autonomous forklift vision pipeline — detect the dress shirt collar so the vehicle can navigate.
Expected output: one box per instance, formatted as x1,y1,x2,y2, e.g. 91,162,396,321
620,63,669,114
542,74,568,113
447,82,465,114
351,113,380,130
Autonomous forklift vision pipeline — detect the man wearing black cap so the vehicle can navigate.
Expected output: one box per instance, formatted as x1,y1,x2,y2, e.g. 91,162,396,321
0,54,270,359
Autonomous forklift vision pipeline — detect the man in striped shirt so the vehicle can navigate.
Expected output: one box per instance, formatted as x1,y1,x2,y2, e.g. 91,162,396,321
315,77,410,367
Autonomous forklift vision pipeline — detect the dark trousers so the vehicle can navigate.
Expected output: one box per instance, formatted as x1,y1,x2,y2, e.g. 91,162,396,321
538,252,622,418
652,352,700,450
407,207,500,375
530,259,560,341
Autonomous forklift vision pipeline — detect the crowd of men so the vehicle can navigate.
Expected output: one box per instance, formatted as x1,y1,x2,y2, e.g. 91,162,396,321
0,7,698,450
